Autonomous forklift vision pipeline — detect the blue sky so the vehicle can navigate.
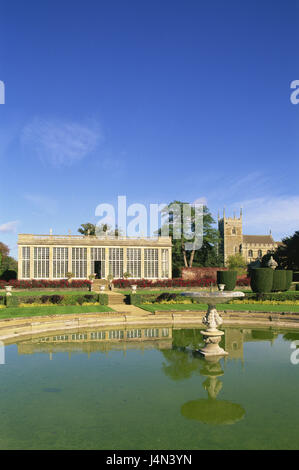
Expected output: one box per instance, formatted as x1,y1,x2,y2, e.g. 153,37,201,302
0,0,299,257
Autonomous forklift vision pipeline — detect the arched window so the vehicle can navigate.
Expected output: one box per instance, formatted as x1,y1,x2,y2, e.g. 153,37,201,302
248,250,253,258
232,227,236,235
258,249,262,258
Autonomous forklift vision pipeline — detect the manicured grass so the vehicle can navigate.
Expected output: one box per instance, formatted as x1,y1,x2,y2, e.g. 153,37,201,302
139,302,299,313
0,304,114,319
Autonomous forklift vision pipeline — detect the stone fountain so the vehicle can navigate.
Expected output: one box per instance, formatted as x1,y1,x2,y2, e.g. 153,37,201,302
182,288,245,357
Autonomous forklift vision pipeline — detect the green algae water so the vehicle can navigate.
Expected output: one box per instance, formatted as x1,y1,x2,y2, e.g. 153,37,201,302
0,325,299,450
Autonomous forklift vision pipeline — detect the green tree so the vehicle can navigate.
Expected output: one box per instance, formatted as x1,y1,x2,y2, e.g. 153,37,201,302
78,223,96,236
0,242,9,258
158,202,222,275
261,231,299,270
78,223,121,237
0,243,18,279
227,253,247,276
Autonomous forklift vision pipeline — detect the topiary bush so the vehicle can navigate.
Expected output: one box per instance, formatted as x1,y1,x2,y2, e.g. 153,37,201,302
272,270,287,292
216,271,237,291
250,268,273,294
285,270,293,291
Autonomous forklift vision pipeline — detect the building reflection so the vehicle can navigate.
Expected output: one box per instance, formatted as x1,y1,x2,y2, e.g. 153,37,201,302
16,327,173,359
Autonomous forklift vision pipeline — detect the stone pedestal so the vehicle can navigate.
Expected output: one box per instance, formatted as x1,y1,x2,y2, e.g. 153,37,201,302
199,330,228,357
199,304,228,357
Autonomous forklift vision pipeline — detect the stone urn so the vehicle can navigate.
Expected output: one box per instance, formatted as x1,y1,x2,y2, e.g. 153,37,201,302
5,286,13,296
218,284,225,292
100,285,105,292
267,256,278,270
131,285,137,294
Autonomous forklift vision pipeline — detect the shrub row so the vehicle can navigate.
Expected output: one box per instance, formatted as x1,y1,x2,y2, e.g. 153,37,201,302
250,269,293,293
130,292,202,305
0,279,92,290
113,277,250,289
244,291,299,302
5,293,108,307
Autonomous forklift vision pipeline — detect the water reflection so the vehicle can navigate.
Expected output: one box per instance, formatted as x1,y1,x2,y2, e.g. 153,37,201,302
6,325,295,361
181,357,245,425
13,327,173,359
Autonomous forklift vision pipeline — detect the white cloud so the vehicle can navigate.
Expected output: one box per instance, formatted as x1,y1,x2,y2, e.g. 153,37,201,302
231,196,299,241
22,118,103,166
0,220,19,233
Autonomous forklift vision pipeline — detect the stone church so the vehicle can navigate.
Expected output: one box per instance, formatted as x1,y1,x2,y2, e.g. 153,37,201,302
218,209,280,265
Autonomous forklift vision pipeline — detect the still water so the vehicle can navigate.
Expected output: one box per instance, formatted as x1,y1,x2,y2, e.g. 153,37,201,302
0,325,298,449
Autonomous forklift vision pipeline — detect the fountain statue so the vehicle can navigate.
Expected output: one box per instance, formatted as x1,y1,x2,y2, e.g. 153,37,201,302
182,286,245,357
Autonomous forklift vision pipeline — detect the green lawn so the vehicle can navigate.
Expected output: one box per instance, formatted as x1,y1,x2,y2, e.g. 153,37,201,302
139,302,299,313
0,304,114,319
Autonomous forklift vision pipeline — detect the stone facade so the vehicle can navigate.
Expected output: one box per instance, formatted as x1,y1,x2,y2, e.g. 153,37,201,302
218,209,280,265
17,232,172,280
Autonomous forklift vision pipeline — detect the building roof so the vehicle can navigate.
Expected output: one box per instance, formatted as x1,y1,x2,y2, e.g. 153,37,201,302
18,233,172,247
243,235,275,245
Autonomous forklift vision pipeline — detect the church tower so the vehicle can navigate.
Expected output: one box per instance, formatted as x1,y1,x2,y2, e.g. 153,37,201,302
218,209,243,266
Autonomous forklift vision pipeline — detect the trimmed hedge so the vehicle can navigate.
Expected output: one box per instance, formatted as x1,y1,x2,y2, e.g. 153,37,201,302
245,292,299,301
272,270,287,292
4,293,108,307
293,272,299,282
285,270,293,291
216,271,237,291
0,279,91,290
296,284,299,291
250,268,273,293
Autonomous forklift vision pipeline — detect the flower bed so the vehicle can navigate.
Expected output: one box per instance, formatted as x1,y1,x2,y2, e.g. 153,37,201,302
0,279,91,289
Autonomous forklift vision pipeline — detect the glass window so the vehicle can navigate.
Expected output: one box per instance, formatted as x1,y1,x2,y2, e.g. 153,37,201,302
34,247,49,278
127,248,141,278
72,248,87,278
109,248,123,278
144,248,158,278
53,247,68,278
248,250,253,257
22,246,30,278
